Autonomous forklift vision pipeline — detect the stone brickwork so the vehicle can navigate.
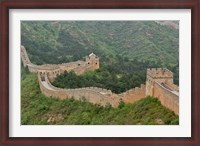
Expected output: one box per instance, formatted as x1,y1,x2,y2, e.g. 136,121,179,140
21,45,100,81
153,82,179,115
38,73,120,107
21,46,32,66
21,45,179,115
119,84,146,104
146,68,179,115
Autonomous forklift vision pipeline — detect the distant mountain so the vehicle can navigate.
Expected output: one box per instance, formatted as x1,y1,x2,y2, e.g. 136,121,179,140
21,21,179,67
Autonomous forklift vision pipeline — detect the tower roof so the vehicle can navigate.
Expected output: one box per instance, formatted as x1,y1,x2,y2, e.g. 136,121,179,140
89,52,96,57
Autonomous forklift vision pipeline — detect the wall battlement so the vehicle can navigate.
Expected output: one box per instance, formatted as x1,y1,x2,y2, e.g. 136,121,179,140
21,45,179,115
147,68,173,78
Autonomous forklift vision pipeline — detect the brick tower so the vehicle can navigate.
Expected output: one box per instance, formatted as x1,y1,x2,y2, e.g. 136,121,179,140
86,53,99,70
146,68,173,96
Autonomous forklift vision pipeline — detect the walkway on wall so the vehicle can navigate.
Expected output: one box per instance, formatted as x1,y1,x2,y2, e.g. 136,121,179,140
161,83,179,96
21,45,179,115
41,80,57,91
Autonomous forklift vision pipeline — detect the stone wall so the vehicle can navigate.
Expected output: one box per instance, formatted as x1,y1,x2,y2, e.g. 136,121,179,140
146,68,179,115
21,45,100,77
58,62,84,73
38,74,120,107
165,81,179,92
22,45,179,115
21,46,32,66
120,84,146,104
153,82,179,115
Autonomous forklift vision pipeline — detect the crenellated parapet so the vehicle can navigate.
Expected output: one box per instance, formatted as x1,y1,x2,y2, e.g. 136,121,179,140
146,68,174,92
147,68,173,79
146,68,179,115
21,45,100,80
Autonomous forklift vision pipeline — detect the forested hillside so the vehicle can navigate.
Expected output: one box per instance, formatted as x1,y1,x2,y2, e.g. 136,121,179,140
21,21,179,65
21,21,179,85
21,71,179,125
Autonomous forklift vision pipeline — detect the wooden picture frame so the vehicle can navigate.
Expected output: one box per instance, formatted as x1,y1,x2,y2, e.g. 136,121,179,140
0,0,199,145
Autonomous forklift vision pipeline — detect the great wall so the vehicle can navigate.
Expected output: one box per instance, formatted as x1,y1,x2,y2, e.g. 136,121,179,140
21,45,179,115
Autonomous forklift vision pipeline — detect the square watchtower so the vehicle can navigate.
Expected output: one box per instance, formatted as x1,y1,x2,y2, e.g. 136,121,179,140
86,53,99,70
146,68,174,96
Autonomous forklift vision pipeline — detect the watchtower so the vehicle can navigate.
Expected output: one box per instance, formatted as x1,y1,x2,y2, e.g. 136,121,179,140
146,68,174,96
86,53,99,70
